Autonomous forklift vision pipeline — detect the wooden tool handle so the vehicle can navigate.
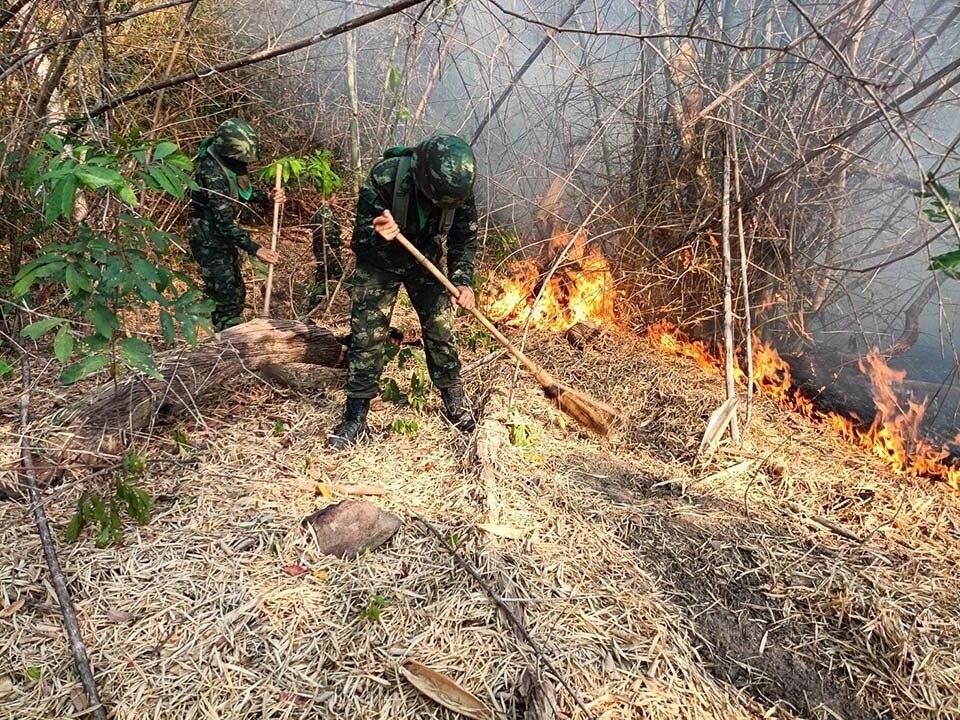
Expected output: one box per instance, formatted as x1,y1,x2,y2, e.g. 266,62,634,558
392,231,552,385
262,163,283,316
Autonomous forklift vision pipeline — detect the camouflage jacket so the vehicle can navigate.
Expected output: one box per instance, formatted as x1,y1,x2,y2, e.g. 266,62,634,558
190,152,268,255
352,156,478,287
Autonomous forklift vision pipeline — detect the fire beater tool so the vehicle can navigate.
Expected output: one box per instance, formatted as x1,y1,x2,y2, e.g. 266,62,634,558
390,226,622,435
262,162,283,316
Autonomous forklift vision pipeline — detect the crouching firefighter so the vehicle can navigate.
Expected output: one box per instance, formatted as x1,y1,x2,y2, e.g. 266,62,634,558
189,118,284,332
327,134,479,450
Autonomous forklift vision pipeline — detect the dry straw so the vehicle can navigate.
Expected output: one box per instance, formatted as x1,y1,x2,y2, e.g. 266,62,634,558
1,317,959,719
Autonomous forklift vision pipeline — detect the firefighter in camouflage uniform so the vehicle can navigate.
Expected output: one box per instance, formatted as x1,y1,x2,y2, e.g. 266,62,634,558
189,118,284,331
327,134,479,450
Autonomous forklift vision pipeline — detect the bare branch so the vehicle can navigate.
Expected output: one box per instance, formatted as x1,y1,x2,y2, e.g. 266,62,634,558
82,0,432,120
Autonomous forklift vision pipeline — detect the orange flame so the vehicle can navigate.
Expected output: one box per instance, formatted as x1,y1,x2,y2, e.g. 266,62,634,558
647,324,960,490
485,232,616,332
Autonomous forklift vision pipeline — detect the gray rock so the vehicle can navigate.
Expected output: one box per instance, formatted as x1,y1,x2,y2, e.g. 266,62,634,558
303,500,401,559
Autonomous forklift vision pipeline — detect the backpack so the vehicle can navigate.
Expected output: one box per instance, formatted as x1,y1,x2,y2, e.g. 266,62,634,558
382,146,456,236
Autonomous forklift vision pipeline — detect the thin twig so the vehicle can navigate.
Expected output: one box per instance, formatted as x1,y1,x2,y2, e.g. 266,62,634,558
785,501,863,545
720,130,739,443
471,0,588,144
19,354,108,720
463,348,507,375
0,0,195,81
414,515,597,720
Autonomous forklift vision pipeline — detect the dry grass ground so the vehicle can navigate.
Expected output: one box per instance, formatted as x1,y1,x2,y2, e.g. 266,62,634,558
2,293,960,719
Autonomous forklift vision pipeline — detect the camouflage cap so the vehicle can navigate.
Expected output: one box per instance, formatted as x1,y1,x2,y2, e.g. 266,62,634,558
210,118,259,164
413,134,476,208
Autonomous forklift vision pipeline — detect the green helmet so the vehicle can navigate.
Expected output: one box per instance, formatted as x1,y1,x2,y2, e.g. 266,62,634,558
209,118,259,164
413,134,476,207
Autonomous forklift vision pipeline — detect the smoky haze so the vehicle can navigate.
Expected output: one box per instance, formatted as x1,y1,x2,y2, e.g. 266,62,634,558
236,0,958,406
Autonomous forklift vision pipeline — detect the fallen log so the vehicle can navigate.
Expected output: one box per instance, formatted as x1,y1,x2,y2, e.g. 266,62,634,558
21,319,346,491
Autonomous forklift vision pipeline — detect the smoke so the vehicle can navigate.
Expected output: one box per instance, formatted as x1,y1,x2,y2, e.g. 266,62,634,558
233,0,959,390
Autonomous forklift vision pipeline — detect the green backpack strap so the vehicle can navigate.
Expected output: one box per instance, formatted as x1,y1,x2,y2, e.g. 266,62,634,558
204,142,253,201
392,155,412,228
392,152,455,235
438,207,455,236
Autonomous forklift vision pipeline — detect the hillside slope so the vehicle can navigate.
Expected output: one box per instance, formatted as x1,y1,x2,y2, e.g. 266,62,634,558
2,319,959,719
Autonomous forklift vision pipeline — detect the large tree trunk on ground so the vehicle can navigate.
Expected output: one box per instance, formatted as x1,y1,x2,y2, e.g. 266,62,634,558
15,319,346,494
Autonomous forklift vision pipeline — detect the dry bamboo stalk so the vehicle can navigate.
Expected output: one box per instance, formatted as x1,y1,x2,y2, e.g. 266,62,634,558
148,0,199,135
470,0,588,143
721,132,740,444
262,164,283,317
405,0,470,143
345,12,361,194
786,501,863,544
19,355,108,720
415,515,596,720
83,0,429,118
474,382,559,719
685,0,868,128
730,100,753,432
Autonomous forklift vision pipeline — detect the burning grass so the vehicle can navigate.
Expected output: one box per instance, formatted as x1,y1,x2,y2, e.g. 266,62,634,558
482,231,958,490
647,321,960,490
485,231,616,332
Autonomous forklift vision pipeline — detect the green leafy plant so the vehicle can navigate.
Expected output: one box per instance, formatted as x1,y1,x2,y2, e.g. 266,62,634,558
380,347,431,412
456,326,493,353
259,150,343,197
389,418,419,435
407,366,429,413
9,133,212,384
272,420,287,437
509,423,534,447
917,172,960,279
930,250,960,279
172,427,190,454
359,593,387,622
387,66,402,93
65,451,154,548
485,229,521,262
381,377,404,403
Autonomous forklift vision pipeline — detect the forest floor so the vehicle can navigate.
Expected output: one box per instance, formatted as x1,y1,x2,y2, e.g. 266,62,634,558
2,240,960,719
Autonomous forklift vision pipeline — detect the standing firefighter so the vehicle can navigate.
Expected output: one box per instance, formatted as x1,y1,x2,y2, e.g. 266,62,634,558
327,134,479,450
189,118,284,331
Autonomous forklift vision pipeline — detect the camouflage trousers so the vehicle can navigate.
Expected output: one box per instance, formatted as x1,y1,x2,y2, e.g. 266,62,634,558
190,220,246,332
346,261,462,399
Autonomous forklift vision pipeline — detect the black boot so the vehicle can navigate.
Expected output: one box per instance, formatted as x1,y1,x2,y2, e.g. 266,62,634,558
327,398,370,451
440,384,476,433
